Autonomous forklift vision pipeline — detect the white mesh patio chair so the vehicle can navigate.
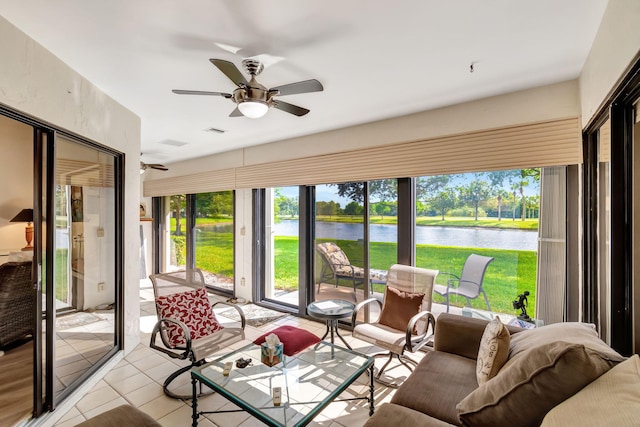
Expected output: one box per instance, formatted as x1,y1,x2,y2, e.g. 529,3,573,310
433,254,494,313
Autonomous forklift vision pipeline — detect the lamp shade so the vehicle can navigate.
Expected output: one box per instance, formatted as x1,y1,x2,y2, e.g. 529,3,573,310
10,208,33,223
237,100,269,118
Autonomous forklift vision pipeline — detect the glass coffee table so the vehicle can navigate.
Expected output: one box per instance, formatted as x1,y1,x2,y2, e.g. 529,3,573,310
190,340,374,426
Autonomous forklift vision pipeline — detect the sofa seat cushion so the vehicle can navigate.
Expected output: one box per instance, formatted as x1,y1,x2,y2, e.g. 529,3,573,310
457,341,618,427
364,403,456,427
391,351,478,426
541,354,640,426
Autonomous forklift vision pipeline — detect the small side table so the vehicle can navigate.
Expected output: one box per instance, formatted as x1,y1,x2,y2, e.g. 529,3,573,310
307,299,355,350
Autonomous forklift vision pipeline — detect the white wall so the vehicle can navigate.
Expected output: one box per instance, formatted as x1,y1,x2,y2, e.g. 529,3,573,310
151,80,580,180
580,0,640,127
0,16,142,352
143,79,581,302
0,115,32,251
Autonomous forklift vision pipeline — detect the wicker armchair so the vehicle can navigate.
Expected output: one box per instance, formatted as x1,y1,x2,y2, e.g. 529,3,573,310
0,261,35,348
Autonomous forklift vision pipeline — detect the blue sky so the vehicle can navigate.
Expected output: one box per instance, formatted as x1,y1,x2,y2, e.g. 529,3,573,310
277,171,540,204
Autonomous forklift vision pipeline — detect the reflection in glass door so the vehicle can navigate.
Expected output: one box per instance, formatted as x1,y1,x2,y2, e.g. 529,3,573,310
53,136,118,400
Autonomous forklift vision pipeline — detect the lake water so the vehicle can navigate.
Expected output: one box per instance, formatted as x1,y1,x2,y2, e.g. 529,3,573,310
273,220,538,251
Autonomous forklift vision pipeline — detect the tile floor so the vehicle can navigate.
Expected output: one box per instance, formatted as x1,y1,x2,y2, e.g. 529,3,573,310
52,282,425,427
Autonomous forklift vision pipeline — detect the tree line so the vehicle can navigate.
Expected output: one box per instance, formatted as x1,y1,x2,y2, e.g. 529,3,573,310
307,169,540,221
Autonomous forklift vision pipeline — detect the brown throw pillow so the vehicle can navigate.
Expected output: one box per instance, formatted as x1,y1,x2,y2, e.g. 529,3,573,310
476,316,510,385
457,341,617,427
378,286,425,333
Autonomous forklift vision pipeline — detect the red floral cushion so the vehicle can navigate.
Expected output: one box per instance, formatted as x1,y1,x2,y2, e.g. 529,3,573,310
253,325,321,356
155,287,223,347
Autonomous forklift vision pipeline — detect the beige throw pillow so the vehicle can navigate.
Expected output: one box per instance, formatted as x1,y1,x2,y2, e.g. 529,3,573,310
457,341,617,427
476,316,509,385
541,354,639,426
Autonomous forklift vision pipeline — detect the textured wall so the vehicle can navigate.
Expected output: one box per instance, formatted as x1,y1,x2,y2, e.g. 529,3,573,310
0,15,142,353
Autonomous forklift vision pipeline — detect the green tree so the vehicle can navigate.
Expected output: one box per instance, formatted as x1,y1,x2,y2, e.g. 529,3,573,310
170,194,186,235
343,201,362,216
429,187,457,220
416,175,454,200
457,177,491,221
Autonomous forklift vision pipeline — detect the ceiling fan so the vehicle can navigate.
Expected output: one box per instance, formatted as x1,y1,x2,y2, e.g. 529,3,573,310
172,58,323,118
140,161,168,174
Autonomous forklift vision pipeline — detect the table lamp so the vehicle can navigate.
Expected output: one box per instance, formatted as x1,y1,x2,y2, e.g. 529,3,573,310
10,208,33,251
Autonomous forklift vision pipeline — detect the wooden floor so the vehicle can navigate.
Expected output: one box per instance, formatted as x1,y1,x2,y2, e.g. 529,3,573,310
0,340,33,427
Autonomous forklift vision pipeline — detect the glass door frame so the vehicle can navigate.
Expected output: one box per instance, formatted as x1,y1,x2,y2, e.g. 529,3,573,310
0,103,125,416
583,55,640,356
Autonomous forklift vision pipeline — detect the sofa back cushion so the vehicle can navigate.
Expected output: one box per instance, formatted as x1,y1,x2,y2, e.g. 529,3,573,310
457,341,617,427
434,313,521,360
508,321,625,363
541,354,639,426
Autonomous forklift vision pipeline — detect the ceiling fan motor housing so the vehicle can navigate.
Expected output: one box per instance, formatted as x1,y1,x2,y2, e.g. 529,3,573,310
232,78,274,106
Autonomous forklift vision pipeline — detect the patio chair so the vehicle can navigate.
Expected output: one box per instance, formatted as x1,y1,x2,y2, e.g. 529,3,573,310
316,242,387,294
149,269,246,399
0,261,34,348
433,254,494,313
352,264,438,387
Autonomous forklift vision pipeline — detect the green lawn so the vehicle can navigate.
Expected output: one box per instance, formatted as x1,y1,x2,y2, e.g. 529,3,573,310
174,217,538,315
274,237,536,315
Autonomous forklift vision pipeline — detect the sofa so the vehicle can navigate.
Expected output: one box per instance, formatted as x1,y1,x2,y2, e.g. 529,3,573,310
364,313,637,427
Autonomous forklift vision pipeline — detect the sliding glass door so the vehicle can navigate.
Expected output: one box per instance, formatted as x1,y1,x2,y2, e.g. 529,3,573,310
51,135,120,403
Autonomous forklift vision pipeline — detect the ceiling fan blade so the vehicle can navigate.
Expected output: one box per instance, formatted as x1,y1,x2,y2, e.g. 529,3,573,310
172,89,232,98
229,107,243,117
270,79,323,96
148,163,168,171
210,59,248,87
272,100,310,116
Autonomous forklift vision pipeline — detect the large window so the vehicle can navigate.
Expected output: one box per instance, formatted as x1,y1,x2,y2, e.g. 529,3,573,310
414,169,541,320
159,191,235,293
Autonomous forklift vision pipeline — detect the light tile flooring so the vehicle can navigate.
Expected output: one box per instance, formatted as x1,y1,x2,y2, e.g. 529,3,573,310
52,282,425,427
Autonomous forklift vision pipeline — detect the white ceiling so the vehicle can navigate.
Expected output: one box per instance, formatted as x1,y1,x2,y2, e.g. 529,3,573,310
0,1,607,164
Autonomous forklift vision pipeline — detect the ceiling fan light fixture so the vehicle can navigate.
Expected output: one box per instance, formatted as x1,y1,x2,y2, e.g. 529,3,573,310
237,100,268,118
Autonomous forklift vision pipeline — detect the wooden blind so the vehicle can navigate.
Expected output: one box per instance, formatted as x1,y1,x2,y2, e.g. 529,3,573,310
235,117,581,189
144,117,581,195
143,168,235,197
